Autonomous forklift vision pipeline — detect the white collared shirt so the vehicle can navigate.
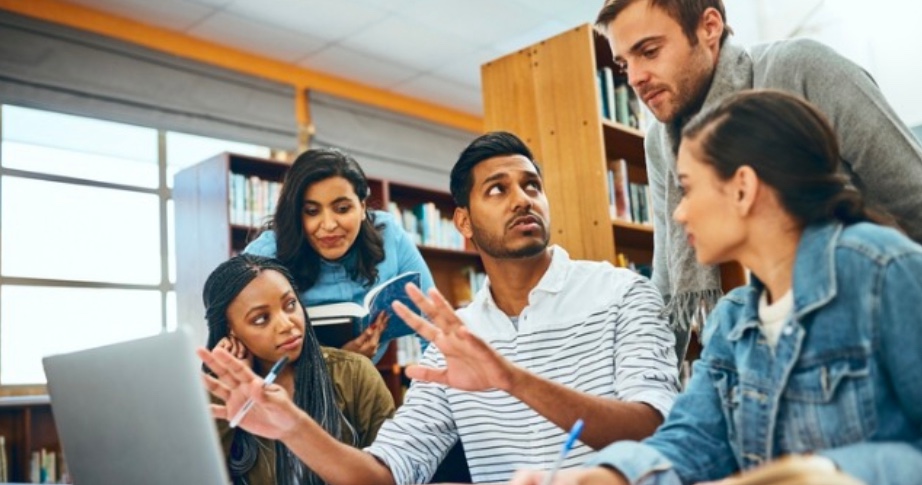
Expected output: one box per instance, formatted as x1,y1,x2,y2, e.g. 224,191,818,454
366,246,679,484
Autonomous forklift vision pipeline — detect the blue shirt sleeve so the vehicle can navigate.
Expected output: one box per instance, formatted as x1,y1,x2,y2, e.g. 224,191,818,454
242,230,278,257
587,316,741,484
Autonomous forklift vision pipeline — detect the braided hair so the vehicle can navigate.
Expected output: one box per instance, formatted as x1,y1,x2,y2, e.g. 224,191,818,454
203,254,356,485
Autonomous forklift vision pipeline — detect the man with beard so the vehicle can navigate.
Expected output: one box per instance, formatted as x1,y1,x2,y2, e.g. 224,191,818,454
595,0,922,360
199,131,679,484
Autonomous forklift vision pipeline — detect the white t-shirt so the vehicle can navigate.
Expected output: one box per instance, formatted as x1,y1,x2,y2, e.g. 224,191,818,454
758,289,793,347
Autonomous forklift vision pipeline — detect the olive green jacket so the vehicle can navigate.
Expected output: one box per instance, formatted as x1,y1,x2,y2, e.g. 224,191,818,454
215,347,396,484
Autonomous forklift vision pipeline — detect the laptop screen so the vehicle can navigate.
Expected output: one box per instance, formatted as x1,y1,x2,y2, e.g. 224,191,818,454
43,327,229,485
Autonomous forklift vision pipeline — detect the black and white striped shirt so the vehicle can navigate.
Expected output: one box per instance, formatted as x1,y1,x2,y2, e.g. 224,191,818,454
366,246,679,483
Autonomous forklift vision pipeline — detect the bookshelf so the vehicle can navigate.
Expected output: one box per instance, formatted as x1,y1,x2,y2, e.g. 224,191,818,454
0,396,60,483
174,152,484,406
481,24,745,363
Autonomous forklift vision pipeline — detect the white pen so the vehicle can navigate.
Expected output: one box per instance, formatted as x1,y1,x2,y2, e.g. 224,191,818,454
541,419,584,485
228,355,289,428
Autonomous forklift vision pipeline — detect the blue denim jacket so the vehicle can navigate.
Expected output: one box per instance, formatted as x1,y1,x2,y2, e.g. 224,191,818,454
589,222,922,484
244,210,435,361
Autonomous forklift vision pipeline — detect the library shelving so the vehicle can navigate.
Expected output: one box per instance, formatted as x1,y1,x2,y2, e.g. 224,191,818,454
481,24,745,363
0,395,60,483
174,152,484,406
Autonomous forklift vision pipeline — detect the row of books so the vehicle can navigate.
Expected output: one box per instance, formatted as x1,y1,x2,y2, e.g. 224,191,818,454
606,159,653,225
596,66,646,129
387,201,466,251
30,447,69,484
228,172,281,228
616,252,652,279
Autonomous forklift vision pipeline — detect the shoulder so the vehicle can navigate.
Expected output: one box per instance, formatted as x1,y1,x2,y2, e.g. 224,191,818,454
321,346,377,375
243,230,278,257
752,38,860,80
837,222,922,262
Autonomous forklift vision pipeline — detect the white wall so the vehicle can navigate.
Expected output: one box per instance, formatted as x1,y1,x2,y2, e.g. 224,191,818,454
725,0,922,127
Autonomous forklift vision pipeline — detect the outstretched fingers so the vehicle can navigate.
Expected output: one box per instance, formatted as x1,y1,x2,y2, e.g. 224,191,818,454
402,283,464,332
405,364,449,385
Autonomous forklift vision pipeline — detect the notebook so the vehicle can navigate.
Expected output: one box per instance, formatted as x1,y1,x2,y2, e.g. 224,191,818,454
42,327,230,485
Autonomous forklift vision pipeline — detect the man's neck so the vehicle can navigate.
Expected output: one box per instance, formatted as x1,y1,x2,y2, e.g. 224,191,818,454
482,248,553,317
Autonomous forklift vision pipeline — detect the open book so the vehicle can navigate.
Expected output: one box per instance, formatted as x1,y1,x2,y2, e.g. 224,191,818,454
307,272,422,353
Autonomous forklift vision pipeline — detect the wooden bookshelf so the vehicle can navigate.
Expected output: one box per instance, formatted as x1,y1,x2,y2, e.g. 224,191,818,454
174,152,483,406
482,24,746,363
0,395,59,483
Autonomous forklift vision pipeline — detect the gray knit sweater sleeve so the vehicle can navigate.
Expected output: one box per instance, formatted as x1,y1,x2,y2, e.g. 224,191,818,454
753,39,922,242
645,125,672,299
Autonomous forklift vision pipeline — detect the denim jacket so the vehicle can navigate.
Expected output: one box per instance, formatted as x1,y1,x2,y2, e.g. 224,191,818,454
589,222,922,484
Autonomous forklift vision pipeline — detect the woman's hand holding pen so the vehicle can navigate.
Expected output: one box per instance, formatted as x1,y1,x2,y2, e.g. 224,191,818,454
392,283,518,392
342,312,389,359
197,347,304,441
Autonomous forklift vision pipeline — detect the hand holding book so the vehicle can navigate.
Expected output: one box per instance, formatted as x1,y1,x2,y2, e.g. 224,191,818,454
341,312,389,359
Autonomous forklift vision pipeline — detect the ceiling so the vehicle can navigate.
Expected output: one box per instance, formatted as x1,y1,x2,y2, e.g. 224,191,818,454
59,0,606,117
48,0,922,128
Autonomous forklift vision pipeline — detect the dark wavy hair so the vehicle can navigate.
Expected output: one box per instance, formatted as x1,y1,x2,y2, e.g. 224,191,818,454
203,254,355,485
682,89,896,228
269,148,385,289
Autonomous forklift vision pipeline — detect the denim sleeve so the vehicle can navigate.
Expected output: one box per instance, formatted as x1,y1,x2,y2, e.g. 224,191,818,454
587,323,740,484
819,253,922,484
241,230,278,257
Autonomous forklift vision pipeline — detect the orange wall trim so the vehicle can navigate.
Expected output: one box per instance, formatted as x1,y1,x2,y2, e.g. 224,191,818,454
0,0,483,132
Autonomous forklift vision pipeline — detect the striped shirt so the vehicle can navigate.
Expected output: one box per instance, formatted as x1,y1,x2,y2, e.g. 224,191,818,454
365,246,679,484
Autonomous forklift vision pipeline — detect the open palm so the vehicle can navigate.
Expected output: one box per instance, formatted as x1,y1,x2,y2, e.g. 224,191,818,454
393,284,516,392
198,347,302,440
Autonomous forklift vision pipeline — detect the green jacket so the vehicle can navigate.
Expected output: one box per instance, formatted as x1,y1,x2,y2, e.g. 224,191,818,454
215,347,396,484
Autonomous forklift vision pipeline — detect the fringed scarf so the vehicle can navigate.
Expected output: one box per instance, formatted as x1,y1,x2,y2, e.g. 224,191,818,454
647,42,753,359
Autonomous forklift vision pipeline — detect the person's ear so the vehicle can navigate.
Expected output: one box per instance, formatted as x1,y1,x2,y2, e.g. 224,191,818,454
453,207,473,239
734,166,759,216
699,7,725,50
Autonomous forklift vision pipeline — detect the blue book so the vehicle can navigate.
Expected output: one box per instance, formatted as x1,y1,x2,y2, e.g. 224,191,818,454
307,272,422,355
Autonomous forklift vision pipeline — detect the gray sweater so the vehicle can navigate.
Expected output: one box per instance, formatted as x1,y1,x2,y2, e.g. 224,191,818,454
647,39,922,352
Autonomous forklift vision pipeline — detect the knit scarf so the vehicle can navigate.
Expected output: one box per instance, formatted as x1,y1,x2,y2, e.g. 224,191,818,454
651,42,753,353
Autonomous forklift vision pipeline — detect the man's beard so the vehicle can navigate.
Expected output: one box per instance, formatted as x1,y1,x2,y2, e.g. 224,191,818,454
469,215,549,259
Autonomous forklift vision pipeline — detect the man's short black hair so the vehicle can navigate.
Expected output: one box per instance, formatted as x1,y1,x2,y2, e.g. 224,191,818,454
450,131,541,208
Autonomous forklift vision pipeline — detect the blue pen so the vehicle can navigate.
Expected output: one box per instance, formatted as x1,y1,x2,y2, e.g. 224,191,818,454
541,419,584,485
228,355,289,428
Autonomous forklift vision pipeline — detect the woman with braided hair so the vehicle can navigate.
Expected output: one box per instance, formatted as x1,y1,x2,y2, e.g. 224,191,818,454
203,253,394,485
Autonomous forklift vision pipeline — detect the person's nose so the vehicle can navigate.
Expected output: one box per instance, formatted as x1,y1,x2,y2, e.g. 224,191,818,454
673,198,687,224
510,184,533,214
320,210,337,231
626,62,649,91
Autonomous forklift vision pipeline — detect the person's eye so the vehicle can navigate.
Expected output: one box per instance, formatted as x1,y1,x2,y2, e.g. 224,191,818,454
303,207,319,217
487,185,503,196
335,204,353,214
285,298,298,311
252,314,268,326
642,47,659,59
525,181,542,193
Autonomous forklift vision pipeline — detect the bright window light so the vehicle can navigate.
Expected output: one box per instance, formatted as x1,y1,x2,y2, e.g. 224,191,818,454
1,176,161,284
1,285,162,385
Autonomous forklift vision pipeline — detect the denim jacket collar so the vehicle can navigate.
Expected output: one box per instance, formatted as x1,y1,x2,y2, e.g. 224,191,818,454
726,222,841,342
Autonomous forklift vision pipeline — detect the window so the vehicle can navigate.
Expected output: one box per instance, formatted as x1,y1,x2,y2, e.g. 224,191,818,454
0,105,272,386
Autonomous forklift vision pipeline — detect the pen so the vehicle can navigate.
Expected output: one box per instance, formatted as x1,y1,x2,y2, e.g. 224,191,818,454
228,355,289,428
541,418,584,485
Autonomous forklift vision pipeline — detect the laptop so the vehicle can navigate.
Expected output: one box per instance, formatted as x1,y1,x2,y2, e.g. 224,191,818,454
42,326,230,485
